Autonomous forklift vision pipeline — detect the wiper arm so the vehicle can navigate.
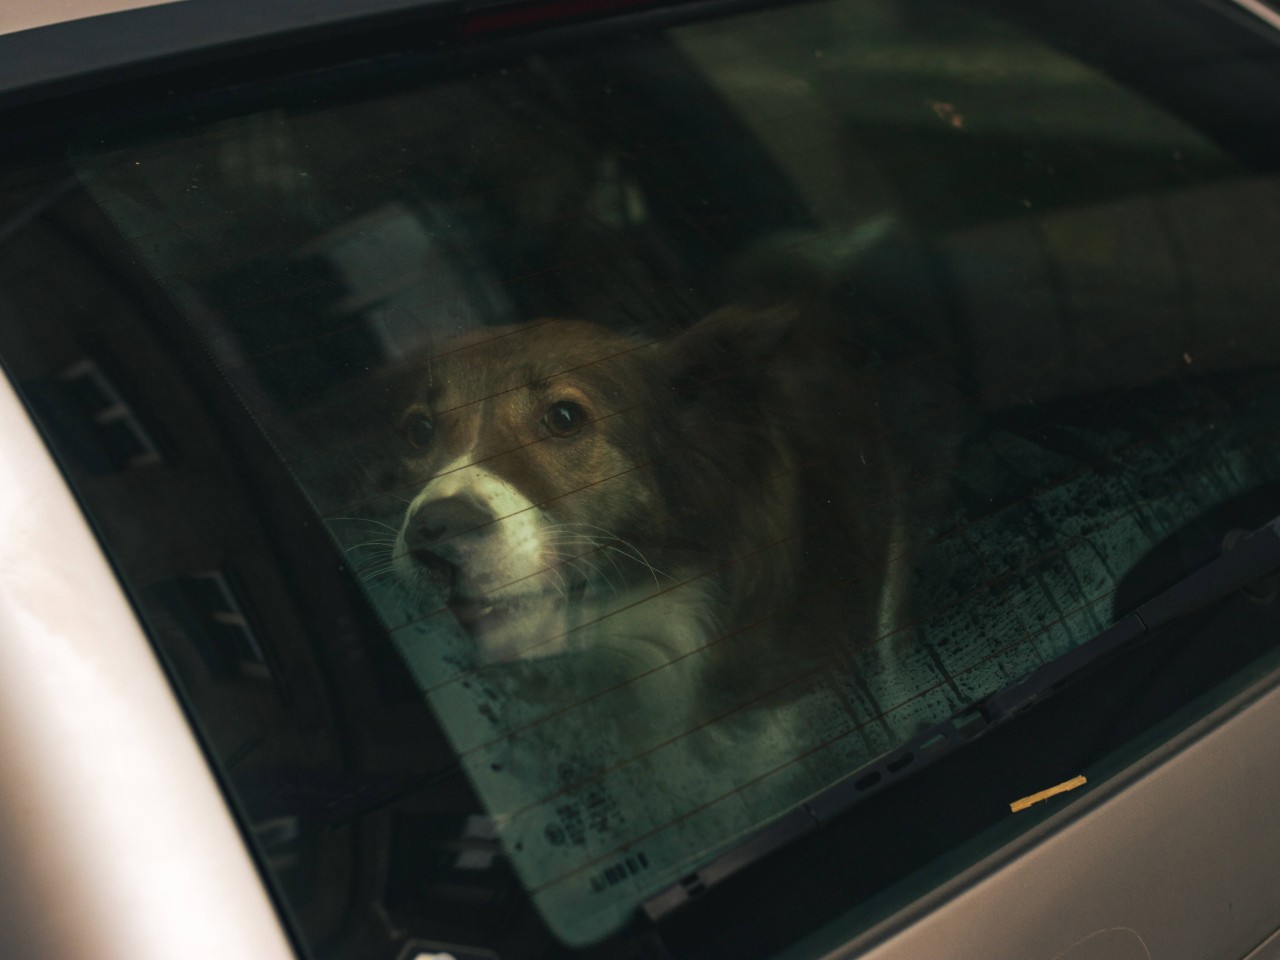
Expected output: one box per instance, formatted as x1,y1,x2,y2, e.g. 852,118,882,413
984,514,1280,722
644,514,1280,923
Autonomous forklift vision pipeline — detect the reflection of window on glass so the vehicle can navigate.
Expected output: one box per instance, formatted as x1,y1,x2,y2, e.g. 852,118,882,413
26,358,163,474
157,570,273,682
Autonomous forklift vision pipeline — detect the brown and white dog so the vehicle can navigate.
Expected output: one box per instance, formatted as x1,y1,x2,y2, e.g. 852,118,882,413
390,306,906,734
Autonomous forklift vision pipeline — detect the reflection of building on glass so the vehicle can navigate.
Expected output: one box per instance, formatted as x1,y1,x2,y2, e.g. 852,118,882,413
453,815,501,871
157,570,273,681
59,359,163,469
0,199,519,959
299,203,513,360
253,814,303,871
22,357,164,474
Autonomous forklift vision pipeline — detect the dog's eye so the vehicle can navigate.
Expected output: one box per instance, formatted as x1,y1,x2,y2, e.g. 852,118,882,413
405,416,435,450
544,400,588,437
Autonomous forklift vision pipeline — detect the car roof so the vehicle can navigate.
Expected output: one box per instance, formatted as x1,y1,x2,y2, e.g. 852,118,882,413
0,0,453,111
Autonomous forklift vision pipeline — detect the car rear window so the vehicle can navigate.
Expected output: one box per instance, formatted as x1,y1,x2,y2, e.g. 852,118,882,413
3,0,1280,956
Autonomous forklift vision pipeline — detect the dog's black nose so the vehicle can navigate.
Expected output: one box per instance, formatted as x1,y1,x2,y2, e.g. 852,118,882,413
410,494,494,548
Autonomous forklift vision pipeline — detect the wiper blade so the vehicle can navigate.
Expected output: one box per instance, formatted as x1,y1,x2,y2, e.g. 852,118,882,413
643,514,1280,923
984,514,1280,722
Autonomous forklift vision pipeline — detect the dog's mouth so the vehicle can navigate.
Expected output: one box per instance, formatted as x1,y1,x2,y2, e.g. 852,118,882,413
408,547,459,597
408,547,583,638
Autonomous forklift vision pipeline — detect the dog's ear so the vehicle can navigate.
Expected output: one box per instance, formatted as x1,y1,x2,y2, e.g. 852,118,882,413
660,304,800,412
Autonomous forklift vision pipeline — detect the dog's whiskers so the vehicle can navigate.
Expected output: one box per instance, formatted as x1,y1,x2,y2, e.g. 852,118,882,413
344,538,398,556
542,535,622,586
547,534,628,586
538,556,571,602
601,544,666,588
544,524,670,589
542,544,610,595
327,516,402,534
356,565,398,583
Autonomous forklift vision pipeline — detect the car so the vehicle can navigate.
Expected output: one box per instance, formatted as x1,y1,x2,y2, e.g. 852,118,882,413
4,0,1280,958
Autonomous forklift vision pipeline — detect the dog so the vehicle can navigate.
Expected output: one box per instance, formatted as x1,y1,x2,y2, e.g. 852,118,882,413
386,305,908,747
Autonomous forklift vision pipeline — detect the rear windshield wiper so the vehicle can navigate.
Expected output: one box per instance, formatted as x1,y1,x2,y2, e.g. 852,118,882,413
983,513,1280,721
643,514,1280,922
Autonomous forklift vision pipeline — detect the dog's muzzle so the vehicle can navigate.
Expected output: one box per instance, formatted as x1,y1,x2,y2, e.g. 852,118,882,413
403,493,495,596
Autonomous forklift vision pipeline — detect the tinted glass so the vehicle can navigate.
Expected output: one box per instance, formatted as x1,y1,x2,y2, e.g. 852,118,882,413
3,0,1280,955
